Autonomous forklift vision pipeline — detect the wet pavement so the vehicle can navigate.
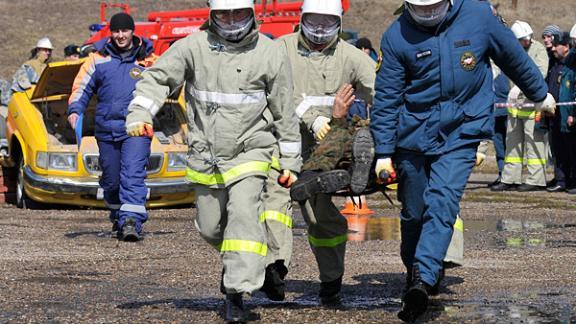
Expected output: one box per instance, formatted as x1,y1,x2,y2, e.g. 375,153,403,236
0,172,575,322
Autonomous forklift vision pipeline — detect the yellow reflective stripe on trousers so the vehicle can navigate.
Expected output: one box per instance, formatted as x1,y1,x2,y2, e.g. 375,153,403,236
186,161,270,185
527,158,546,165
505,157,546,165
219,239,267,256
507,108,536,118
505,156,523,164
308,234,347,248
454,217,464,232
260,210,293,228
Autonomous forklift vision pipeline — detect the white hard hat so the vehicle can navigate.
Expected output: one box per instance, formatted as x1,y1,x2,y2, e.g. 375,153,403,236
36,37,54,50
570,24,576,39
511,20,533,40
301,0,343,18
208,0,253,11
405,0,444,5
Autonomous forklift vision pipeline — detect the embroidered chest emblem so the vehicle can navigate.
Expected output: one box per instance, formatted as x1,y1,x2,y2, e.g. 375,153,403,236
460,51,477,71
129,67,143,79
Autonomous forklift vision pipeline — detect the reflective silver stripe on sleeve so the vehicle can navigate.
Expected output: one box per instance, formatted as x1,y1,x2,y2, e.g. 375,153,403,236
131,95,161,116
279,142,301,155
190,88,266,105
295,96,335,118
105,202,121,210
120,204,147,214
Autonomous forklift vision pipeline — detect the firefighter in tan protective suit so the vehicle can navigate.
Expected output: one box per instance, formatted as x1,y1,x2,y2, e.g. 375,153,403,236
124,0,302,321
277,0,376,305
492,21,551,192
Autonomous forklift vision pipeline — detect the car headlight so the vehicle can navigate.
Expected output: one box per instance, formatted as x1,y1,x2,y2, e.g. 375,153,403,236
167,152,187,171
36,152,48,169
36,152,77,171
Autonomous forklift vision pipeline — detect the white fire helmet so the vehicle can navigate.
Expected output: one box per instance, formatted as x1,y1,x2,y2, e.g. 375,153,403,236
209,0,255,41
36,37,54,50
300,0,343,45
570,24,576,39
404,0,452,27
511,20,533,40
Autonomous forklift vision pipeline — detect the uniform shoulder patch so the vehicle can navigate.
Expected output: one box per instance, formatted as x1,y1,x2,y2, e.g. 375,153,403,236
376,49,383,73
129,67,144,79
460,51,477,71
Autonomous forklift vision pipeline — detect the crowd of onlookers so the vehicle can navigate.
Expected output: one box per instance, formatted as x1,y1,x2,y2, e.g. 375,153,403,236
474,22,576,194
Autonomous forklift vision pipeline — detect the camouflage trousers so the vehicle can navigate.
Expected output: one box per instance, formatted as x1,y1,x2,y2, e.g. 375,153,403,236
302,116,370,172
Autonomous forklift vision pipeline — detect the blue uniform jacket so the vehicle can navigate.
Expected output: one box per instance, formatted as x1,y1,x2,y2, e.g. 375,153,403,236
558,64,576,133
68,37,154,141
371,0,548,157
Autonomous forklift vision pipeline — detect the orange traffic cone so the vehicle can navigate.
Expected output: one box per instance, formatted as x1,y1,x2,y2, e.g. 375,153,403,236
340,195,374,215
345,214,369,241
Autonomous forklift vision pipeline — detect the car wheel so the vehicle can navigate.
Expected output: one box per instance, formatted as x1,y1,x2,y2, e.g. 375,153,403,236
16,158,37,209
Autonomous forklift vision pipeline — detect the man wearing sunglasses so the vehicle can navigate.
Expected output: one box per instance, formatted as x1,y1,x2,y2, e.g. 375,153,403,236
125,0,301,322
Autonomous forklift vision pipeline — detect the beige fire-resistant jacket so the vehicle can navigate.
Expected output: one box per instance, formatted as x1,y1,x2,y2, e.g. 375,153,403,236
277,32,376,157
126,28,301,188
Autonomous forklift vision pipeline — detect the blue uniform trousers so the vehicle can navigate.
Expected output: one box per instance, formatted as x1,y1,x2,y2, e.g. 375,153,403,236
493,115,507,176
98,136,151,233
396,143,477,286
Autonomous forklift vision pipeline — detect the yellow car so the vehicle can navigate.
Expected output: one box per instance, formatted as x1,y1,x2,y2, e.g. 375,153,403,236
3,59,194,208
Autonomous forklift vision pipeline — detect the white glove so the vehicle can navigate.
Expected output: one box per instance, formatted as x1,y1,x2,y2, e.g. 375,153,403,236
507,85,522,103
375,158,397,184
311,116,331,141
532,93,556,114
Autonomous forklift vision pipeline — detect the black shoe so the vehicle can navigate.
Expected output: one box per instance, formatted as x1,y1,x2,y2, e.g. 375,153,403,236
350,128,375,195
225,293,246,323
120,218,142,242
290,170,350,202
319,276,342,307
111,220,120,237
490,182,517,192
567,188,576,195
260,261,288,301
398,266,431,322
546,184,565,192
517,184,546,192
405,266,444,296
488,178,501,188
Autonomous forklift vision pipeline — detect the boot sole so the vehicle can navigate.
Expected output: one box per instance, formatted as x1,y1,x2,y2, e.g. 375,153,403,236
350,128,374,195
290,170,350,202
398,286,429,322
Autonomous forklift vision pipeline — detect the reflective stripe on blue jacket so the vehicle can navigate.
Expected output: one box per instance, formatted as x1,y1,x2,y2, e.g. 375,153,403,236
68,37,154,141
371,0,548,157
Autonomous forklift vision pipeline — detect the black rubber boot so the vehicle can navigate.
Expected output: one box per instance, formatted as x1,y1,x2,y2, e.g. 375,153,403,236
319,276,343,307
260,260,288,301
405,266,444,296
225,293,246,323
290,170,350,202
350,127,375,194
120,218,142,242
398,266,431,322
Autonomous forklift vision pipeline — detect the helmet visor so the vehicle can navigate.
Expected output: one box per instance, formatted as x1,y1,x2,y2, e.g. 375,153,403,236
406,0,450,27
211,9,254,41
301,13,340,45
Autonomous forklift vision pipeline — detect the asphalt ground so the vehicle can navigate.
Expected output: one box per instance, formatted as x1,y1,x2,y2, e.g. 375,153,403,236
0,172,575,323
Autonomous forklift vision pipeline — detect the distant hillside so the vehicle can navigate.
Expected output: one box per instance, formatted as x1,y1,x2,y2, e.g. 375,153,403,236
0,0,574,80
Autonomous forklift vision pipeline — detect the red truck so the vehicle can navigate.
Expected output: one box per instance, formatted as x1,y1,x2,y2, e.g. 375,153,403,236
85,0,351,55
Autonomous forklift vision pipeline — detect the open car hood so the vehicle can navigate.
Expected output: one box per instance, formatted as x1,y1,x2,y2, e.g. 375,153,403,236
30,59,85,101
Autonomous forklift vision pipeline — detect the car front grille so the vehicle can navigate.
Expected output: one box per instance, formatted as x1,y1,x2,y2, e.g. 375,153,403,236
83,153,163,175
